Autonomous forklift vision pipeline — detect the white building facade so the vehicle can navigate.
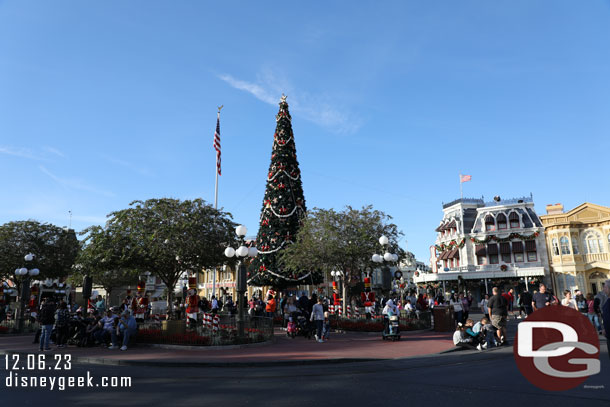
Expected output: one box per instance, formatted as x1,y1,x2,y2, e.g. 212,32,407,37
414,195,551,299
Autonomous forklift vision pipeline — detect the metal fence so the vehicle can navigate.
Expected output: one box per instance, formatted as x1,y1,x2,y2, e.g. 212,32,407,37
0,317,39,333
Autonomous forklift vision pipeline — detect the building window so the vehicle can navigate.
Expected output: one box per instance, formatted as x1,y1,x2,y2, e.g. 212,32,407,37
478,256,487,265
489,254,499,264
514,252,524,263
501,253,511,263
509,212,520,228
552,238,559,256
497,214,507,230
572,238,579,255
527,251,537,262
560,237,571,255
485,215,495,232
584,231,603,254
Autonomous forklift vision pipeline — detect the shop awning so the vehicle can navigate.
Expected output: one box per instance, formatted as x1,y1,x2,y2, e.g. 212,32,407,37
487,243,499,255
475,244,487,256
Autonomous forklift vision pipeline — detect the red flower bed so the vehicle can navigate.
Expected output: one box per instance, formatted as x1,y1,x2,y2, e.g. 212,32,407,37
330,318,428,332
136,329,211,346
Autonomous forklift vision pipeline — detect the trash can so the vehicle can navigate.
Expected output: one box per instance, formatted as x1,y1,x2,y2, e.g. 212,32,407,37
433,306,455,332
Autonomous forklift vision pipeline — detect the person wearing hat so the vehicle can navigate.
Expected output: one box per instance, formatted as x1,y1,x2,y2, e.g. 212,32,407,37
109,310,137,351
134,281,148,322
185,277,200,328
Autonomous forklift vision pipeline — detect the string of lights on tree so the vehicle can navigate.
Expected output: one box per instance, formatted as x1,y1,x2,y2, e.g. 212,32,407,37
248,95,312,288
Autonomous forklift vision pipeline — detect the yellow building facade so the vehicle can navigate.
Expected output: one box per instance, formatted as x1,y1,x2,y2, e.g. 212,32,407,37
540,203,610,296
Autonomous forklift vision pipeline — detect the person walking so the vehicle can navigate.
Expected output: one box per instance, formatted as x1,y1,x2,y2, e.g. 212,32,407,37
54,302,71,348
450,293,463,325
488,287,509,346
479,294,490,320
519,290,533,317
586,293,601,333
310,298,325,343
38,298,56,351
532,283,554,311
561,290,578,310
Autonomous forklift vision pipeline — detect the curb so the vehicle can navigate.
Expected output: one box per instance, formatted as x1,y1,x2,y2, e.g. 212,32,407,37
142,337,275,351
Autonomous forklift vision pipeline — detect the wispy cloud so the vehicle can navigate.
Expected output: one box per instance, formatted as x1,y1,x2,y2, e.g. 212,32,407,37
99,154,152,176
1,145,67,161
44,146,66,158
218,71,362,134
0,146,46,161
39,165,116,198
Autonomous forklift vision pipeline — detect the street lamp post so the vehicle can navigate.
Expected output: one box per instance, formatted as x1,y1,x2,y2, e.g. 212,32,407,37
371,235,398,299
15,253,40,332
224,225,257,341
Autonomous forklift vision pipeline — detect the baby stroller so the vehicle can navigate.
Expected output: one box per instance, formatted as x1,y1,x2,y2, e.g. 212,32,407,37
286,316,297,338
295,311,313,339
382,312,400,341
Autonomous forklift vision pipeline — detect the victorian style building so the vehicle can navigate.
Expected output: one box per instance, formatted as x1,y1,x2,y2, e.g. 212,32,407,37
415,195,551,298
540,202,610,296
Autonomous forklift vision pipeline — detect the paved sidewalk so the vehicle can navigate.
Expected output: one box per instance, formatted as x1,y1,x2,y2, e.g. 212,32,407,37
0,328,454,366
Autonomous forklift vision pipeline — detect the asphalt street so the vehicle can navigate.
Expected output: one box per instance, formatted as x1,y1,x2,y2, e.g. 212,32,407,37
1,340,608,407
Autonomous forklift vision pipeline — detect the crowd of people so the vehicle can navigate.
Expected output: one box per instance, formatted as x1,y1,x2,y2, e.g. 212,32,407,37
33,296,138,352
452,281,610,352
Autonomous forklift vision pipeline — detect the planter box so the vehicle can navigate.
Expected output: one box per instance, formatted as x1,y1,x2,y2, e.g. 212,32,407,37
161,320,186,335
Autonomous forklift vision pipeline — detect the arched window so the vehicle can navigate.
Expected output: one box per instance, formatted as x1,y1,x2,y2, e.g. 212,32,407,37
552,238,559,256
572,238,579,255
497,214,507,230
509,212,520,228
560,236,570,255
485,215,495,232
583,231,604,254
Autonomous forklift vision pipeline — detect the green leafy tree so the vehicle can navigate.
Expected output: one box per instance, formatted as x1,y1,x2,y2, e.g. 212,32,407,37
0,220,79,292
100,198,237,316
280,205,404,311
69,225,140,303
249,95,310,290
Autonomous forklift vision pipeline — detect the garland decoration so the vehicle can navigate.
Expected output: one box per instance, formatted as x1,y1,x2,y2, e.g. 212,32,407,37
470,231,539,244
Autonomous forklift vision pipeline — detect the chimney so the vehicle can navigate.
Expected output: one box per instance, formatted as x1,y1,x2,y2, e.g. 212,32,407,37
546,203,564,215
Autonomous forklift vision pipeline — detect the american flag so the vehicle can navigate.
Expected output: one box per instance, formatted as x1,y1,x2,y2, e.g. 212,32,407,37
214,116,221,176
460,174,471,183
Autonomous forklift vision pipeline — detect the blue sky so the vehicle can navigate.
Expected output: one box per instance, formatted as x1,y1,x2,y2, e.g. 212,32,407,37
1,1,610,262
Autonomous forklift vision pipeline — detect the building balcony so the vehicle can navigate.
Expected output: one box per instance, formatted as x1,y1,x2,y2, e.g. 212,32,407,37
582,252,610,263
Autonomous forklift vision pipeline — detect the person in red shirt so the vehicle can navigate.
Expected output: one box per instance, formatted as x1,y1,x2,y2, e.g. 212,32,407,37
502,288,515,319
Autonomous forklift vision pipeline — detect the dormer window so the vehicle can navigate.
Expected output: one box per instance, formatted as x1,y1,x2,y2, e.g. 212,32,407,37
509,212,520,229
497,214,507,230
485,215,495,232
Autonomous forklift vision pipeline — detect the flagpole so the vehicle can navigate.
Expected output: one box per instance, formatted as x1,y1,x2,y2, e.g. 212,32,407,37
459,173,463,199
212,105,223,299
214,106,222,210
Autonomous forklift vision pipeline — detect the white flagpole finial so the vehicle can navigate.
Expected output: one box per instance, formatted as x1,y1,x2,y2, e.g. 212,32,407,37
280,94,287,103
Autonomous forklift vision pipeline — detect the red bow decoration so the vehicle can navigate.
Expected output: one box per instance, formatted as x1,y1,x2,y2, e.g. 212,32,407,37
279,207,287,214
259,265,267,271
278,183,286,189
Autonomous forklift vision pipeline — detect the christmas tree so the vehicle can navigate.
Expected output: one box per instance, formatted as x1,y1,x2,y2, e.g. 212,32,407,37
248,95,311,289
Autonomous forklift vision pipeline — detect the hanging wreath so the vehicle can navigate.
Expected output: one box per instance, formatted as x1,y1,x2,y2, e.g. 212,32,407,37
500,264,508,271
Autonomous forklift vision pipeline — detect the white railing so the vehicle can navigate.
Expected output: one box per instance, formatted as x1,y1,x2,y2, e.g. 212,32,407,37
582,253,609,263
